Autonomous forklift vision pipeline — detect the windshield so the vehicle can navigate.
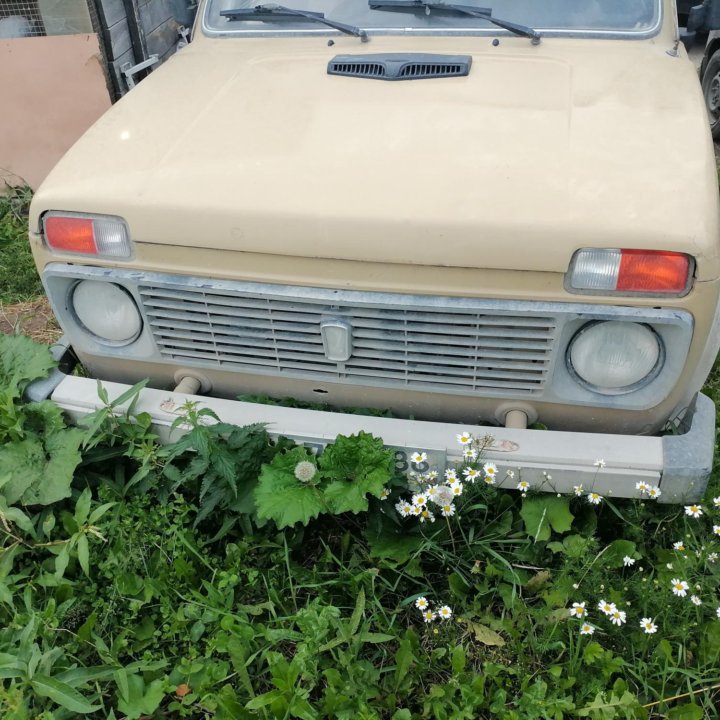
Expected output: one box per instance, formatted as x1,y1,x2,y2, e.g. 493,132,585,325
204,0,661,37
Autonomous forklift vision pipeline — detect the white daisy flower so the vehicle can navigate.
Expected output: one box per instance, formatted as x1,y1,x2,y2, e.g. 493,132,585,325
463,467,480,481
587,492,603,505
673,541,685,551
573,484,583,497
397,502,413,518
426,485,439,500
380,488,390,501
690,595,702,606
463,447,478,460
713,496,720,508
716,607,720,619
639,618,657,634
594,459,606,468
609,609,626,626
456,432,473,445
426,470,439,481
671,579,689,597
708,552,718,563
444,469,458,482
685,505,703,519
623,556,636,567
422,609,436,623
635,480,650,494
449,481,463,496
412,493,428,507
569,602,587,619
598,600,616,615
647,486,662,499
713,525,720,537
410,451,428,465
415,597,429,610
517,480,531,494
419,509,435,524
410,504,422,516
440,504,455,518
483,463,498,480
437,605,453,620
579,623,594,635
505,469,515,479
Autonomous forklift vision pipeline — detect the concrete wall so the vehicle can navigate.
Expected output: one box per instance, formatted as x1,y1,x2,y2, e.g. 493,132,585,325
0,33,111,189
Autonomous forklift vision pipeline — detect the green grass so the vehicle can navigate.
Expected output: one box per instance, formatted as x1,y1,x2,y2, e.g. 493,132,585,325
0,185,43,304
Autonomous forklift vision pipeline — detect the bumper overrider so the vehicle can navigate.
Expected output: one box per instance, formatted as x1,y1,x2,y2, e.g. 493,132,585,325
28,340,715,503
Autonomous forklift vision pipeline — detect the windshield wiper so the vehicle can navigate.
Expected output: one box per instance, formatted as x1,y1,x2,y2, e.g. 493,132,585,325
368,1,540,43
221,4,368,42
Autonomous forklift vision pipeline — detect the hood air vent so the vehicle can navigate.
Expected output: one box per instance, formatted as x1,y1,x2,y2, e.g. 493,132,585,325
328,53,471,81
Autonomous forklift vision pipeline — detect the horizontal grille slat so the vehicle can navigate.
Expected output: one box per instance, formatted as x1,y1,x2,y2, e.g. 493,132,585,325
139,280,559,396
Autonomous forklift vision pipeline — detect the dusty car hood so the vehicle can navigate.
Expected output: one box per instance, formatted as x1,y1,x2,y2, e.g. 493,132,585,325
31,35,720,278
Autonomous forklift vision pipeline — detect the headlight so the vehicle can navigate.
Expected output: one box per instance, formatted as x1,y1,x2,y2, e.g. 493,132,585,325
71,280,142,344
568,321,661,393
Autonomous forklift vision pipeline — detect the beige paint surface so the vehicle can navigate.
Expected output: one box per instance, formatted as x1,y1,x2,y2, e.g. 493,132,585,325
0,34,110,189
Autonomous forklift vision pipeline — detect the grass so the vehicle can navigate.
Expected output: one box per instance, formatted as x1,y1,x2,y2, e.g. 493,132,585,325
0,184,43,305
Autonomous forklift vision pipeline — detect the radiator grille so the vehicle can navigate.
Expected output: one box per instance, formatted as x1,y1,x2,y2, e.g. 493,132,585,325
138,283,557,396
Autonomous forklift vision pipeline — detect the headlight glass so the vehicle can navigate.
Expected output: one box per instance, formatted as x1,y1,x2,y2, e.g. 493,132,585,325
71,280,142,344
568,321,661,393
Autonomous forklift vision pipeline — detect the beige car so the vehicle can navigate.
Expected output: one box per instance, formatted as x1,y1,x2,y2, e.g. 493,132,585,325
28,0,720,501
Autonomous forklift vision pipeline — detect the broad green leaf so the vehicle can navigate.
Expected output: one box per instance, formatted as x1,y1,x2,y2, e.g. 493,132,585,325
0,423,83,506
31,674,100,714
255,447,325,528
88,502,116,524
460,620,506,647
77,534,90,577
54,665,118,686
0,497,35,538
320,432,393,514
54,544,70,580
667,704,705,720
601,539,637,568
520,496,574,542
0,334,56,393
452,644,466,673
74,488,92,526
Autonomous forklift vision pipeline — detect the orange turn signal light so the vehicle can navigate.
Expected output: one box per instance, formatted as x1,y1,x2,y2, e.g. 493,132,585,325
616,250,690,293
45,216,97,255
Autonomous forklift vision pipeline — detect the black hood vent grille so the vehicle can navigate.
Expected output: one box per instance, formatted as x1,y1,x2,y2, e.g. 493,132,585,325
328,53,471,80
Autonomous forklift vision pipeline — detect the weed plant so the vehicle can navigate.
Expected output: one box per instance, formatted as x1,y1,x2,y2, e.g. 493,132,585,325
0,338,720,719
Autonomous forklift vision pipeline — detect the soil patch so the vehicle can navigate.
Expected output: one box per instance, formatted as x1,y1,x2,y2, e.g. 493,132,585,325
0,297,62,344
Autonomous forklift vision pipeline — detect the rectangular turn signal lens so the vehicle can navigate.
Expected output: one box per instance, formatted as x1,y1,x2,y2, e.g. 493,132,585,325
568,249,692,296
43,212,132,259
616,250,689,293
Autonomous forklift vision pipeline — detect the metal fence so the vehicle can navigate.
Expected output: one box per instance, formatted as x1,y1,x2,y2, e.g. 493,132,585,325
0,0,102,37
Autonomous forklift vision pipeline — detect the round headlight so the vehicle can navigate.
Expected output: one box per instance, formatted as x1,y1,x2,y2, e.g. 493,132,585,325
568,321,661,393
71,280,142,344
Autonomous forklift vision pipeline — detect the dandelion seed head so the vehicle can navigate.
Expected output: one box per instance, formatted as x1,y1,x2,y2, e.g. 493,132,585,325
294,461,317,482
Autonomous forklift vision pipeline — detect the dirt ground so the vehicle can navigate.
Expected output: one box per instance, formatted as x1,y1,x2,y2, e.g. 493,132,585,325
0,297,62,344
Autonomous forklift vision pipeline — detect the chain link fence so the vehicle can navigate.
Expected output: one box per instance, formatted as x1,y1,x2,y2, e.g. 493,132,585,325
0,0,102,38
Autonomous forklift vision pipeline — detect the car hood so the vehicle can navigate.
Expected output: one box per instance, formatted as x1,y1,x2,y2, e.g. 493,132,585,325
31,35,720,278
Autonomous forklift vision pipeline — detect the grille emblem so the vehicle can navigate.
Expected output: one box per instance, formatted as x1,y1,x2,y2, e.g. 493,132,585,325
320,318,353,362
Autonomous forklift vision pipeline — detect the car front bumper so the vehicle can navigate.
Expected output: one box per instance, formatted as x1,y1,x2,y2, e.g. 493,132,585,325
43,371,715,504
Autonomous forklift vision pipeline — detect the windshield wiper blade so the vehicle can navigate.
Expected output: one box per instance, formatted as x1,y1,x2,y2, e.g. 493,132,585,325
221,4,368,41
368,0,540,43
